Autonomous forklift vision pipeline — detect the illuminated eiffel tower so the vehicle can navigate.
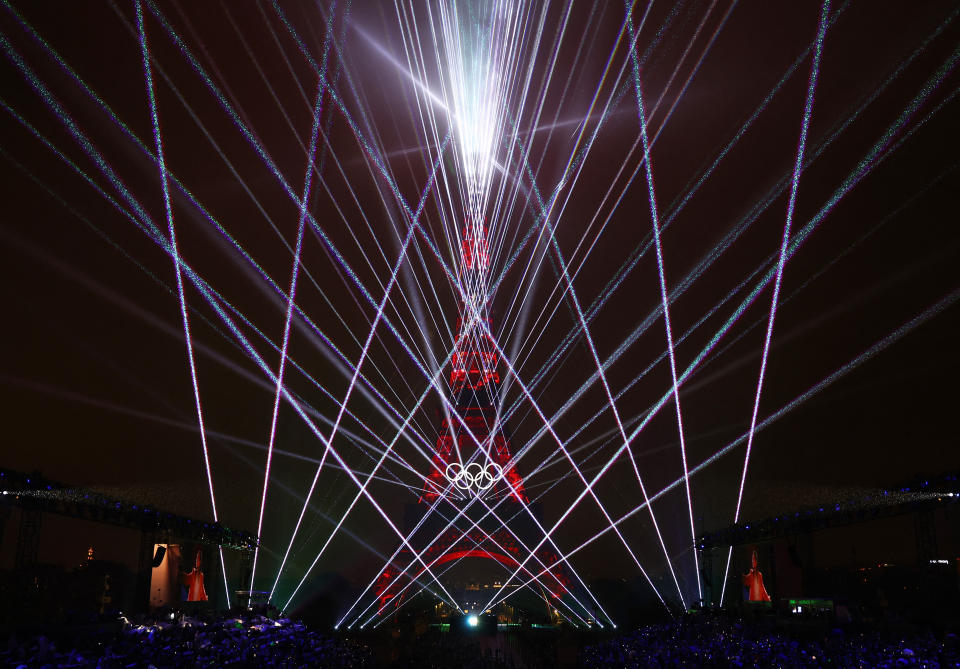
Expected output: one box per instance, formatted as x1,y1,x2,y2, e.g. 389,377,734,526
374,220,570,615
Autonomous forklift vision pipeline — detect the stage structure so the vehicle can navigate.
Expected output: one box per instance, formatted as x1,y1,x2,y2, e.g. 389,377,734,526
697,472,960,607
373,220,573,619
0,468,256,612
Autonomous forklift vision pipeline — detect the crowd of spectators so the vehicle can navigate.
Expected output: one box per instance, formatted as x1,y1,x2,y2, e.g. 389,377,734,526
2,610,373,668
581,616,960,668
7,609,960,667
389,629,519,668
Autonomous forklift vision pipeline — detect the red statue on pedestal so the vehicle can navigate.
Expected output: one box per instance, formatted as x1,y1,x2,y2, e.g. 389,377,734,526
182,547,208,602
742,548,771,602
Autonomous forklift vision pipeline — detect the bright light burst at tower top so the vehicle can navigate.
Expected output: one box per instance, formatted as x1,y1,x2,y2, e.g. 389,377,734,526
436,0,526,225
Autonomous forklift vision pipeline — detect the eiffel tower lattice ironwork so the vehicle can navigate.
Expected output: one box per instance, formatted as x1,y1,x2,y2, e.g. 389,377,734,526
373,219,571,615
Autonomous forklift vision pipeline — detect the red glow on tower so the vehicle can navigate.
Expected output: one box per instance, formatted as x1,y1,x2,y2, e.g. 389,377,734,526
461,223,490,270
375,218,571,615
449,316,499,392
421,221,527,504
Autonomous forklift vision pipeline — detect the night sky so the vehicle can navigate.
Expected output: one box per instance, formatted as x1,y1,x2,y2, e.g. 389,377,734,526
2,0,959,611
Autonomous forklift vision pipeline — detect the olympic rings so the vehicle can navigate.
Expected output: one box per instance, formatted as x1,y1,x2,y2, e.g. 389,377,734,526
444,462,503,494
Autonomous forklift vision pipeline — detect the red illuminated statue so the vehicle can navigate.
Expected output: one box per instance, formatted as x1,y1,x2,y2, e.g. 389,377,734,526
182,547,208,602
742,548,771,602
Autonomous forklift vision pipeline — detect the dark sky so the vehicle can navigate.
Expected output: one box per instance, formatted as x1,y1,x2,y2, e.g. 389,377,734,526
1,0,958,611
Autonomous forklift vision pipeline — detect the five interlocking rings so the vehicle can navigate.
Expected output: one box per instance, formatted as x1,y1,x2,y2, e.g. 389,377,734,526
444,462,503,494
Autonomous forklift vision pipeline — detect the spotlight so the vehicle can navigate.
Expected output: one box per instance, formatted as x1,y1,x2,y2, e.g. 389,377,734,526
467,614,479,628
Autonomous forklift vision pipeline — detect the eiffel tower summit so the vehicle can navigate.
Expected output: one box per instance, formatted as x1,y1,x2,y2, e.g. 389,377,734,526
374,218,571,620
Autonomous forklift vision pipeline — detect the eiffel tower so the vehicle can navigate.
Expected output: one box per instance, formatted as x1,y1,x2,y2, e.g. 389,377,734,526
373,220,570,616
